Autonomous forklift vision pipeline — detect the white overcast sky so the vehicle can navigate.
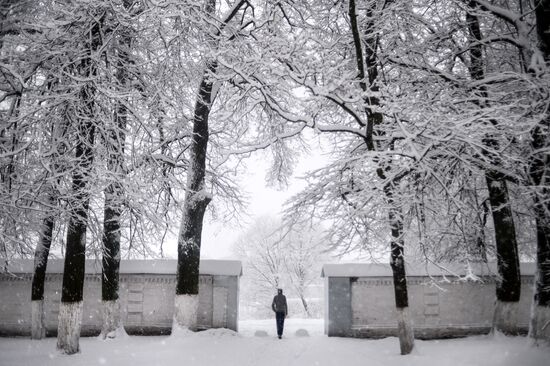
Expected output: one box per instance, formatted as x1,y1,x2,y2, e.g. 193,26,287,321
200,134,330,259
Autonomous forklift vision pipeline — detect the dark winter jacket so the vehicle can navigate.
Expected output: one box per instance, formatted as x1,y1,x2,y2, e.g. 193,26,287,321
272,290,288,315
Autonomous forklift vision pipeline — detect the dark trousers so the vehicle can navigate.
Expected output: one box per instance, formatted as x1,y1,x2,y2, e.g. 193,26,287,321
275,312,285,336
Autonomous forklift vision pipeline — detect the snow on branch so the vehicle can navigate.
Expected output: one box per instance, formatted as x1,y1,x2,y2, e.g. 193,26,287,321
471,0,533,51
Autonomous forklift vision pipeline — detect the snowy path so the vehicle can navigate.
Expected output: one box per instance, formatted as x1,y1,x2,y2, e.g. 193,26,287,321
0,319,548,366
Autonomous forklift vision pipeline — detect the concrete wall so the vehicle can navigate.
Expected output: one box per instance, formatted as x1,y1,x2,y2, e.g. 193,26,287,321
326,275,534,339
0,272,240,337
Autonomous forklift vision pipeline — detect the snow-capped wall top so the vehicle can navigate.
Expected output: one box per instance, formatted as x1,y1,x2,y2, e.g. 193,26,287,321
3,259,242,277
320,262,536,278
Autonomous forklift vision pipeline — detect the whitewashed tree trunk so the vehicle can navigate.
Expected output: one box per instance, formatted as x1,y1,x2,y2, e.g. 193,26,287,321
347,0,416,354
396,307,414,355
99,300,126,340
55,5,103,355
31,212,56,340
493,300,520,335
530,248,550,345
465,5,522,335
31,300,46,339
173,294,199,333
530,304,550,345
56,301,83,354
99,0,131,342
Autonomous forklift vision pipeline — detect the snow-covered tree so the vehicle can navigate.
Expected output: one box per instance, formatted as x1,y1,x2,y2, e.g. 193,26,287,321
462,2,521,334
233,215,328,318
283,221,327,318
267,0,418,353
234,216,288,304
56,2,105,354
173,0,251,331
99,0,137,340
1,0,548,352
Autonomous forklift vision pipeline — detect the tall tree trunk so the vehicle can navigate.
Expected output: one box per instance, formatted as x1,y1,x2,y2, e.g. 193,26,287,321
173,0,216,332
486,172,521,333
530,195,550,344
57,121,95,354
529,0,550,345
101,178,125,339
348,0,414,354
172,0,246,332
387,188,414,355
173,62,214,332
31,210,54,339
466,3,521,335
100,102,126,340
100,0,132,340
31,92,68,340
57,12,103,354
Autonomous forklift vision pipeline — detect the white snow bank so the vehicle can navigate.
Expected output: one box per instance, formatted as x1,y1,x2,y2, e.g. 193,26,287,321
0,319,547,366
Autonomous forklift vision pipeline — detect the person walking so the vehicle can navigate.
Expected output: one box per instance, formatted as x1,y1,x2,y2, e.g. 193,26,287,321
271,288,288,339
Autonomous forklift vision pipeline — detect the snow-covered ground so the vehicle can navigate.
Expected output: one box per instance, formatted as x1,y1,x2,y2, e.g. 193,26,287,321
0,319,548,366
